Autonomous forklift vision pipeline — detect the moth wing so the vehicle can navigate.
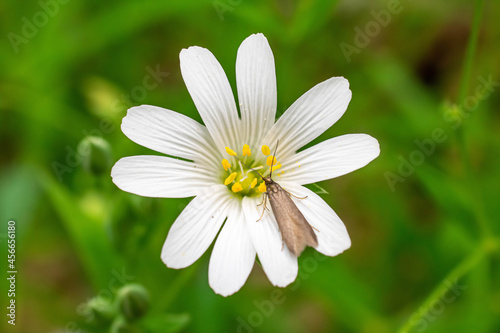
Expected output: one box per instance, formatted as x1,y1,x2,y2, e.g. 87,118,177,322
268,189,318,256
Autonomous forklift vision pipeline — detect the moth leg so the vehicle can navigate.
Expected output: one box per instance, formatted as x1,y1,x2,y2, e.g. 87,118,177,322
257,193,267,206
284,189,308,200
256,194,268,222
311,225,320,232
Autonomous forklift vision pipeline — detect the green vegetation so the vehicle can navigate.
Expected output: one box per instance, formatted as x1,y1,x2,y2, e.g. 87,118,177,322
1,0,499,332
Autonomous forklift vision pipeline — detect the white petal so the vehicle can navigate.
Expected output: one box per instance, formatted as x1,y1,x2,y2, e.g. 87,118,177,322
280,134,380,185
111,155,216,198
242,196,298,287
236,33,277,146
161,185,232,268
121,105,220,168
209,202,256,296
180,46,241,153
263,77,351,159
278,182,351,256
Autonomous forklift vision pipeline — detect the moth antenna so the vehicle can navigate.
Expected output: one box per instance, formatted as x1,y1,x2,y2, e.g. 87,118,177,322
249,167,265,181
269,139,280,179
233,155,265,181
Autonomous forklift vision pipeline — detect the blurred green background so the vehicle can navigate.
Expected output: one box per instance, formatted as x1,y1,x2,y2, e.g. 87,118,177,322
1,0,500,332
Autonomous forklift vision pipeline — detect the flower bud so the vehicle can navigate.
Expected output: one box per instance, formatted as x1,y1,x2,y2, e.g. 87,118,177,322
110,317,140,333
82,295,115,325
77,136,112,176
116,284,150,321
82,76,124,120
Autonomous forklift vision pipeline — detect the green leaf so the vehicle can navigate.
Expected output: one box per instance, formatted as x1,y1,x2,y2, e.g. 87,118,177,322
37,167,122,289
145,313,191,333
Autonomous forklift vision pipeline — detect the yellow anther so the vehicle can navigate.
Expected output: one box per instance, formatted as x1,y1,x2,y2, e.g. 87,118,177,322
224,172,237,185
225,147,237,156
266,155,278,166
221,159,231,171
258,182,267,192
231,182,243,193
232,182,243,193
242,144,251,156
270,163,282,173
250,178,258,189
261,145,270,155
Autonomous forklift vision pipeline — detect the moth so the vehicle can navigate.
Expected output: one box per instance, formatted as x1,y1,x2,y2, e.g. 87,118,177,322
254,142,318,257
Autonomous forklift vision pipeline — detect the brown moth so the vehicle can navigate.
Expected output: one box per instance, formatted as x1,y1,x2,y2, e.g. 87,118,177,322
256,141,318,257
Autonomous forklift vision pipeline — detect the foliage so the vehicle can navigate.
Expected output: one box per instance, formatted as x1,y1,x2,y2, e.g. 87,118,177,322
1,0,499,332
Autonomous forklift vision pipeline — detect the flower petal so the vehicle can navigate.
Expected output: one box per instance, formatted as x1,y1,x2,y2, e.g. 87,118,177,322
263,77,351,159
236,33,277,146
209,202,256,296
180,46,241,153
280,134,380,185
278,182,351,256
111,155,215,198
121,105,220,168
161,185,232,269
242,196,298,287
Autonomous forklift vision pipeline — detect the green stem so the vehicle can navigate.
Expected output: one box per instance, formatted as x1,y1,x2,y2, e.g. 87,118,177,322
455,0,491,237
399,4,495,331
154,261,200,311
38,167,121,290
397,239,495,333
458,0,483,104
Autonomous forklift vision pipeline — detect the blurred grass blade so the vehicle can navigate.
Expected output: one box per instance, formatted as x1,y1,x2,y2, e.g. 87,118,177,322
37,167,121,289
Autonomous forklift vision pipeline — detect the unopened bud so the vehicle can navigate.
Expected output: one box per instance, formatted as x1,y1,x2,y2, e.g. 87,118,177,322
83,295,115,325
116,284,150,321
77,136,112,176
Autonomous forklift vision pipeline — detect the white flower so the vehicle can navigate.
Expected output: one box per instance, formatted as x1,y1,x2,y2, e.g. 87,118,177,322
111,33,380,296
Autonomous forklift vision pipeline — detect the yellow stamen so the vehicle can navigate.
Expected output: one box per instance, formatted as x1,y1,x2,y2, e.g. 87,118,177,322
258,182,266,192
266,155,278,166
261,145,270,156
232,182,243,193
225,147,237,156
242,144,251,156
250,178,257,189
270,163,282,173
221,159,231,171
224,172,237,185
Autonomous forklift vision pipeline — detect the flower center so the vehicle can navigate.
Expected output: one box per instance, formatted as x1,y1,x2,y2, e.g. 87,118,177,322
220,144,282,197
